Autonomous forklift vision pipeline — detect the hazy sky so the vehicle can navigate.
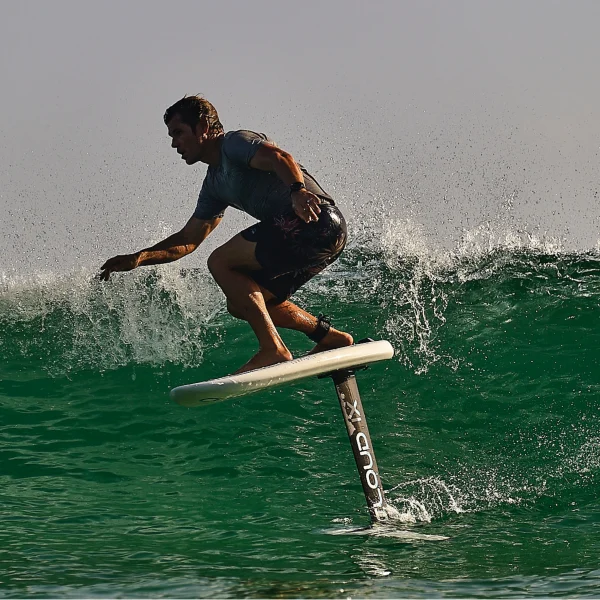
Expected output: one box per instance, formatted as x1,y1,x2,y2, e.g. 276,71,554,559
2,0,600,274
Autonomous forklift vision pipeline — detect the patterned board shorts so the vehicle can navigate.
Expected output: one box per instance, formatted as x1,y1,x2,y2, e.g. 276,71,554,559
240,201,348,303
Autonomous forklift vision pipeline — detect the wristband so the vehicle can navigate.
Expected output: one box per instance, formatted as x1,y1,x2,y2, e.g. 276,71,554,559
289,181,306,193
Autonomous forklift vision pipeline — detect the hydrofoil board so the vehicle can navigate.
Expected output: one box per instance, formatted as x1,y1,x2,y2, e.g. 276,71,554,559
171,340,394,407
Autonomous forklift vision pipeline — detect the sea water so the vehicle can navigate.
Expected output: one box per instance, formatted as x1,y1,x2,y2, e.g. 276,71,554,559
2,220,600,597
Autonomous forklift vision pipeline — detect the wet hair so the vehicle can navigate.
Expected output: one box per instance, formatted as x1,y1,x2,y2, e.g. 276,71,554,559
163,95,224,135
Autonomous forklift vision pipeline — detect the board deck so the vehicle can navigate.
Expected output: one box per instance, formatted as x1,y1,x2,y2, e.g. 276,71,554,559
171,340,394,407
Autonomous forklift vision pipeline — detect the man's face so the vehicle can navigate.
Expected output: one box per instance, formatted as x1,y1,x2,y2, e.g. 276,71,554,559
167,114,202,165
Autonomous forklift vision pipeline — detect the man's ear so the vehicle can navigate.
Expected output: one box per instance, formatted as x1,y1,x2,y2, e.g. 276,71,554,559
197,115,209,139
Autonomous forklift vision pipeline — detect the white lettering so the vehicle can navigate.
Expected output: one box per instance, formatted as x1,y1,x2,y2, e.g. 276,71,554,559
356,432,369,452
372,488,384,508
360,449,374,470
344,399,362,424
366,469,379,489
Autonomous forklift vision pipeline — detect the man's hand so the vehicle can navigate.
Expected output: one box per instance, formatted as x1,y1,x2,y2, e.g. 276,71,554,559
99,253,140,281
291,189,322,223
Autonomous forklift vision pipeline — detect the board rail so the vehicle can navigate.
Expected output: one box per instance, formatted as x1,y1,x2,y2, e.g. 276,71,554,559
170,340,394,407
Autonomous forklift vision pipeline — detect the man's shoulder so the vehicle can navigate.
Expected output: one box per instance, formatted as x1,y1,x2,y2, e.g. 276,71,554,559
224,130,272,144
222,130,275,167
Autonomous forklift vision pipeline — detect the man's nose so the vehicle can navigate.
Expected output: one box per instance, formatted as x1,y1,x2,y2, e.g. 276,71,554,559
171,138,177,149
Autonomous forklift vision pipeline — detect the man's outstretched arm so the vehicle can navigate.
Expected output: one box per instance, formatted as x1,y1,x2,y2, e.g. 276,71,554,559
99,215,222,281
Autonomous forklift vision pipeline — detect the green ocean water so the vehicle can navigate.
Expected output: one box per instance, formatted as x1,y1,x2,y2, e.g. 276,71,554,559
2,242,600,598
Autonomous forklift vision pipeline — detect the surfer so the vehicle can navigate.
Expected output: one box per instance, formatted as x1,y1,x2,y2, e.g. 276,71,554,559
100,95,353,373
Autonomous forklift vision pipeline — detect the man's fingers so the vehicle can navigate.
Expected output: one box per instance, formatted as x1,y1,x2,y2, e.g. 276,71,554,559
295,205,308,222
292,191,322,222
299,200,320,223
308,198,321,221
300,208,314,223
307,200,320,221
99,254,139,280
305,196,321,211
100,256,117,270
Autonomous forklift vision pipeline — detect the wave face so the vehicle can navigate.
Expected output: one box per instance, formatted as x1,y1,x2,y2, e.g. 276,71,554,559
2,229,600,597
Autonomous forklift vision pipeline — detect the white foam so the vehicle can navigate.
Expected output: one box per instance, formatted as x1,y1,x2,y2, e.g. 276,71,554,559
0,264,224,374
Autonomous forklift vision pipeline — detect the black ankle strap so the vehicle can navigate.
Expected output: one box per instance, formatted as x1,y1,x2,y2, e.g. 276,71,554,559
308,314,331,343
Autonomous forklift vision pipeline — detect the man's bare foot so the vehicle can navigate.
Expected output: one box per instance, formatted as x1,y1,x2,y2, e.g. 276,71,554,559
234,347,293,374
308,328,354,355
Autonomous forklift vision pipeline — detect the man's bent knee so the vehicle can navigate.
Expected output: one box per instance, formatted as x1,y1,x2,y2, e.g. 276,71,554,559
207,249,224,278
207,235,262,278
227,300,246,320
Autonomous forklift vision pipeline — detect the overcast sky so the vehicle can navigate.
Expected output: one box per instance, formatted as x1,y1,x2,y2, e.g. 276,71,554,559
2,0,600,275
